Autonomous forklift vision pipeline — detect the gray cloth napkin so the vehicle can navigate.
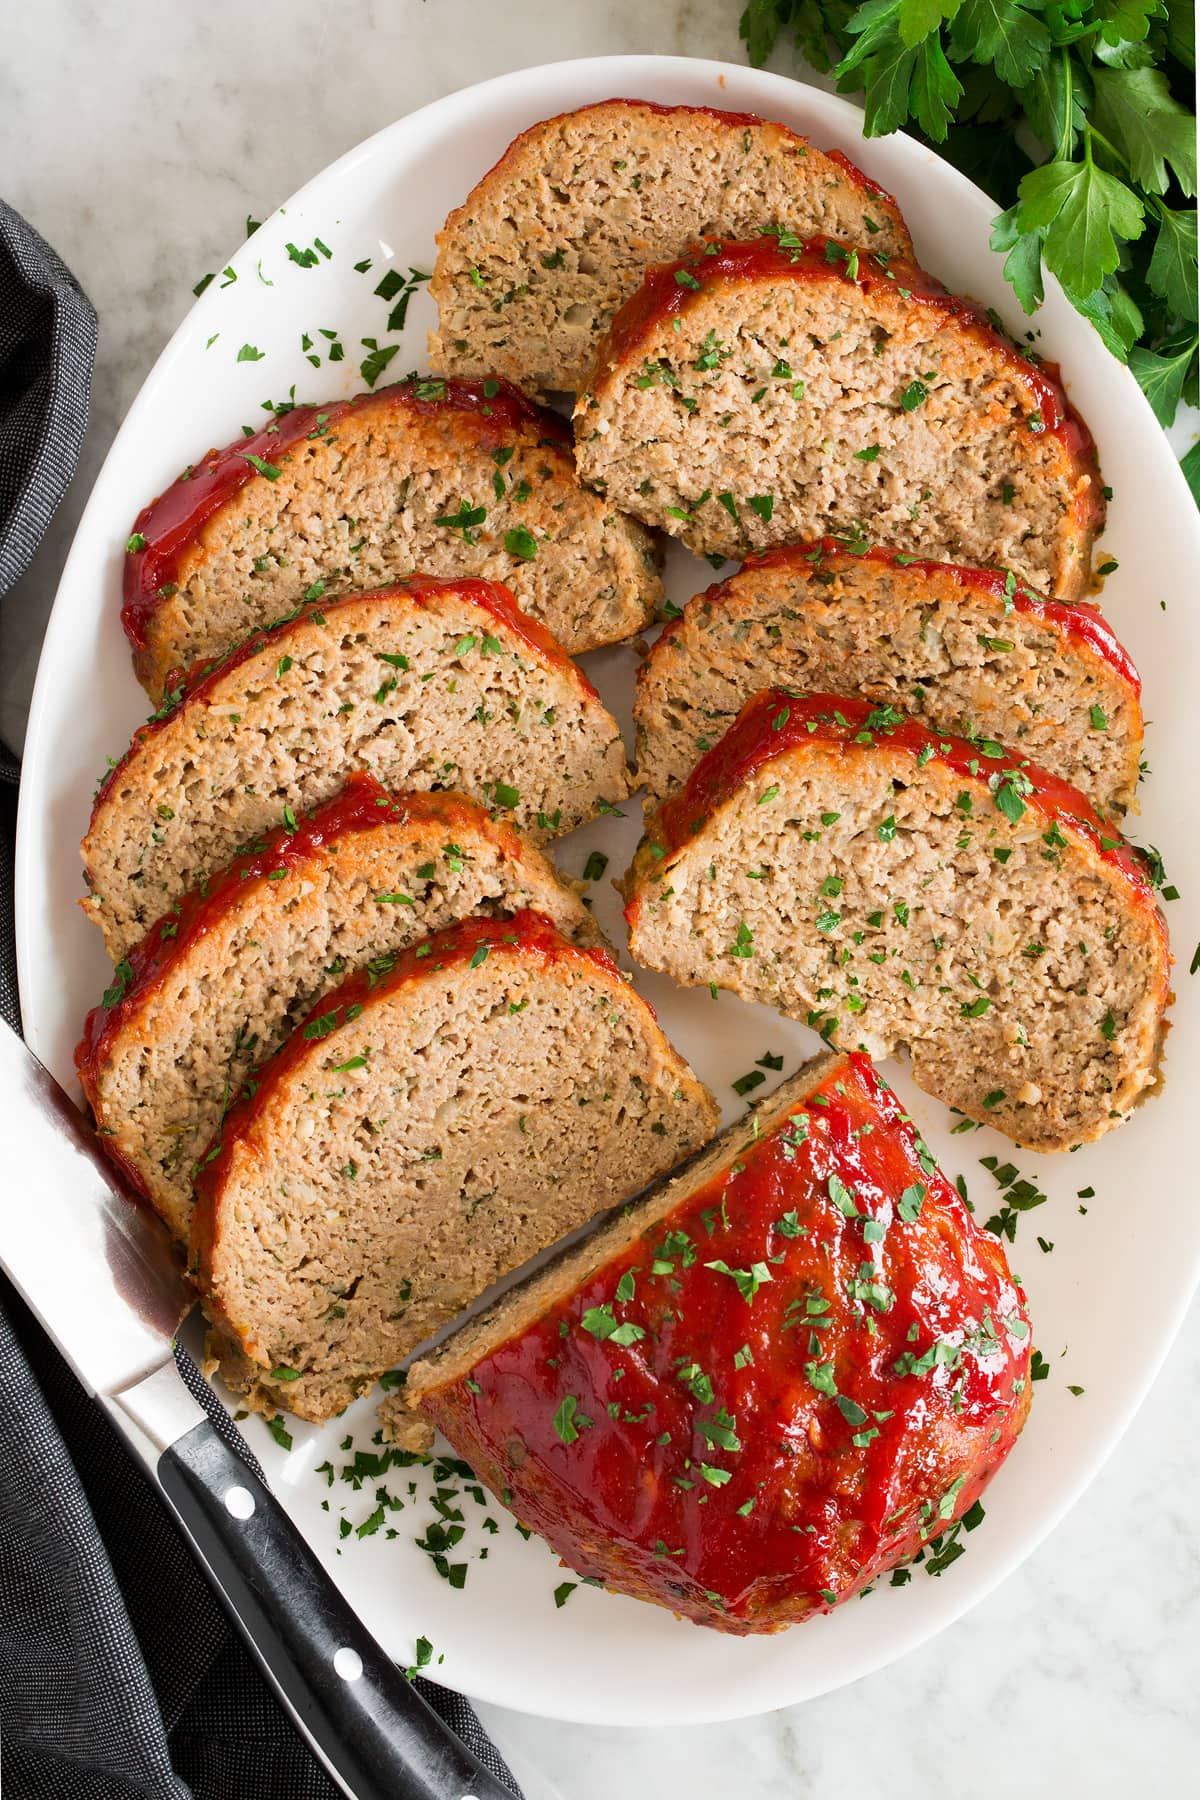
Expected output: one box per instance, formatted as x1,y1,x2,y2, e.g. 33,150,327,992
0,197,520,1800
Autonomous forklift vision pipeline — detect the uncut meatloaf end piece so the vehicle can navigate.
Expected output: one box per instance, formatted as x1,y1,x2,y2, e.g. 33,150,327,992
575,237,1104,600
623,690,1170,1152
81,575,630,962
404,1048,1032,1634
76,774,601,1242
190,910,719,1424
428,98,913,397
634,541,1142,816
124,374,662,698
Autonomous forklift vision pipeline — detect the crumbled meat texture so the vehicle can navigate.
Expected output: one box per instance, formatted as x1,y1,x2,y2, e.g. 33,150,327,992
405,1050,846,1397
84,808,598,1241
429,102,912,396
199,940,719,1422
576,275,1098,598
136,394,662,696
625,743,1168,1151
82,587,630,960
635,551,1141,814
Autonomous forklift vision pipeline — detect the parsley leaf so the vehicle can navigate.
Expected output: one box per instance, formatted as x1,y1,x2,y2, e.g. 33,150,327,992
1146,206,1198,320
950,0,1049,87
989,204,1044,315
1131,335,1198,426
1091,67,1197,198
1016,154,1145,300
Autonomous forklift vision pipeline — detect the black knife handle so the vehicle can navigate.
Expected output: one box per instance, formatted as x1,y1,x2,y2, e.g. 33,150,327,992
158,1418,511,1800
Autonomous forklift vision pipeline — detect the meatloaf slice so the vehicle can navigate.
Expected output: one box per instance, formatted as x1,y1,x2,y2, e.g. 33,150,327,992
575,237,1103,599
190,910,719,1423
635,542,1142,815
82,576,630,962
624,691,1170,1151
76,775,599,1242
405,1049,1031,1634
428,99,912,396
124,374,662,698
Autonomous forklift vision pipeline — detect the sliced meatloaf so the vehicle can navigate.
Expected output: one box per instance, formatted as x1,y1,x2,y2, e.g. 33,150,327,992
635,543,1142,816
76,775,599,1242
82,576,630,963
575,238,1104,599
429,99,912,396
405,1049,1031,1634
624,691,1170,1151
124,374,662,698
191,910,719,1423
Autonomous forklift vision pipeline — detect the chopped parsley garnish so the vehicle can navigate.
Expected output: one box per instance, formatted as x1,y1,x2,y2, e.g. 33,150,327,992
897,1182,926,1223
101,959,134,1009
403,1636,435,1679
359,342,400,387
699,1463,732,1486
732,1068,766,1097
675,1361,714,1404
580,1305,646,1346
704,1260,772,1303
303,1010,339,1040
434,501,486,542
552,1395,592,1444
242,453,282,480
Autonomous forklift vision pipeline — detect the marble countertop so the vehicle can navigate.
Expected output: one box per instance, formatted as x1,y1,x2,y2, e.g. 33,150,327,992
3,4,1197,1794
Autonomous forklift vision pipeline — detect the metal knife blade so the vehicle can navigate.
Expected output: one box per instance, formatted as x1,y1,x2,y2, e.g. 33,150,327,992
0,1018,516,1800
0,1019,194,1404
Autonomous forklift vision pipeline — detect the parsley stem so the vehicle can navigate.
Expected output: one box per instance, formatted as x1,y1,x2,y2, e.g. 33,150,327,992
1055,50,1074,162
1083,121,1130,176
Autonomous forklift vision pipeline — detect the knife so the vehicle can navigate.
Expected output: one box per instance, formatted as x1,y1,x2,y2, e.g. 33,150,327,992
0,1019,513,1800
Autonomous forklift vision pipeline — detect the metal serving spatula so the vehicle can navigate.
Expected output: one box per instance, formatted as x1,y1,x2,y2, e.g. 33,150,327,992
0,1019,511,1800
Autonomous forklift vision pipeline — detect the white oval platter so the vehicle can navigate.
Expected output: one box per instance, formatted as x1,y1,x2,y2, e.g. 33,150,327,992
15,53,1200,1726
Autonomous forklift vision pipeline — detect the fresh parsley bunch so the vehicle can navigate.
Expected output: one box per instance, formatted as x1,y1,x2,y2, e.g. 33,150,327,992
739,0,1197,490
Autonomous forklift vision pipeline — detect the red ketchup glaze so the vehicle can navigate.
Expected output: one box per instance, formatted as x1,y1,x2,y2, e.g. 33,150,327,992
419,1052,1031,1630
121,376,570,650
642,689,1164,943
189,909,634,1275
593,236,1097,479
658,541,1140,696
467,99,903,213
824,146,898,208
91,575,594,820
75,774,525,1094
